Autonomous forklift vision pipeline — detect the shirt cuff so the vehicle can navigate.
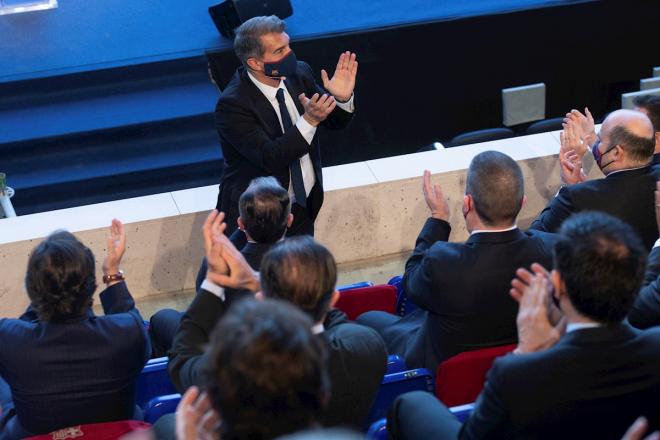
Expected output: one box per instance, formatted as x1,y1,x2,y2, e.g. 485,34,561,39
200,279,225,302
654,238,660,249
336,94,355,113
295,116,317,145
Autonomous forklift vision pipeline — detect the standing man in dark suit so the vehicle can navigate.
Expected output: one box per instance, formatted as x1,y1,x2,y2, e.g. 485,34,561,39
357,151,556,373
388,212,660,439
0,221,150,439
531,109,659,249
215,15,357,242
168,214,387,431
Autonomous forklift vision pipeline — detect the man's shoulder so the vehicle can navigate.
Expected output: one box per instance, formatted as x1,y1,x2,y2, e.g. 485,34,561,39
324,320,387,351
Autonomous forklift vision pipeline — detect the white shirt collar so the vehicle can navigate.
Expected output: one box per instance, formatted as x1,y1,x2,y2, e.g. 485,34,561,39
566,322,602,333
470,224,518,235
311,323,325,335
247,70,285,101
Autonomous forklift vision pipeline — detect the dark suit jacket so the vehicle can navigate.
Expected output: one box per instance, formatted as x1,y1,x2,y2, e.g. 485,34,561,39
169,294,387,429
530,165,660,250
390,218,556,372
461,324,660,439
628,246,660,329
0,282,150,438
214,62,354,235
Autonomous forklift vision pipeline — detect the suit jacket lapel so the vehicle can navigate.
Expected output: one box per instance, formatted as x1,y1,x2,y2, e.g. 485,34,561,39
239,68,284,137
284,78,305,117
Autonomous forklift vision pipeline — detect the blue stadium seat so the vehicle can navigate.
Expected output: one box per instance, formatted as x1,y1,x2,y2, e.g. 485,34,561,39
366,418,387,440
143,393,182,424
365,402,474,439
386,355,407,374
388,275,419,317
337,281,373,291
136,357,177,409
365,368,435,428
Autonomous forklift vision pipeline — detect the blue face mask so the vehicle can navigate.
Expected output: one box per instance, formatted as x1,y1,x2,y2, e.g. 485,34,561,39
263,50,297,78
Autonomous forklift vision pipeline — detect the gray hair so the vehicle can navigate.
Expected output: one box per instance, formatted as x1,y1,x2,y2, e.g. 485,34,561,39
234,15,286,66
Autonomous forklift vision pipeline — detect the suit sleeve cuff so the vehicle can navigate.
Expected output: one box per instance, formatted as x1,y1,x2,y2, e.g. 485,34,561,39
296,116,317,145
201,279,225,302
336,94,355,113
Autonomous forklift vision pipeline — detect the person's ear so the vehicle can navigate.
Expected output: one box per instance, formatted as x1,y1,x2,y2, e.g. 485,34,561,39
462,194,472,217
246,57,262,72
329,290,340,308
287,213,294,228
551,270,565,302
521,194,528,209
237,217,245,232
654,132,660,153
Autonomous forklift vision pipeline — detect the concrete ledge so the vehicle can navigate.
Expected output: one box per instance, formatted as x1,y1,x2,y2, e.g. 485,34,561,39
0,132,604,317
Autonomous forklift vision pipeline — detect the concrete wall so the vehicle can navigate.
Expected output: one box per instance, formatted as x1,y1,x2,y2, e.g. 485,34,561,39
0,129,603,318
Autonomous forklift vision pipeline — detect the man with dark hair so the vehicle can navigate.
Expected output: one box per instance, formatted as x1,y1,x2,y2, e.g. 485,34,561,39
633,94,660,163
388,212,660,439
150,176,293,356
533,109,660,249
214,15,357,244
0,221,150,438
356,151,556,372
205,298,328,439
167,212,387,431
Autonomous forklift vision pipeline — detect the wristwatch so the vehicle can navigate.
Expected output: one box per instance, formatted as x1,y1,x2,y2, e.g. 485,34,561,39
103,269,125,284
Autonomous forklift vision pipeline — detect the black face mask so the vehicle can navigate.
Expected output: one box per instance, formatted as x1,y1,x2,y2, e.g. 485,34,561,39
591,138,617,171
263,50,297,78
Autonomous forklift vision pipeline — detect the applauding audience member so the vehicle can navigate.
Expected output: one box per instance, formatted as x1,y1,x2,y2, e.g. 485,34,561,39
531,109,659,249
0,221,150,439
388,212,660,440
628,181,660,329
357,151,556,372
150,177,292,357
175,299,329,440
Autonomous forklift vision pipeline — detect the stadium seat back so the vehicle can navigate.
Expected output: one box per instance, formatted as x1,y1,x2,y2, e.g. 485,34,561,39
388,275,419,317
144,393,182,424
25,420,151,440
334,284,396,320
436,344,517,406
136,357,177,409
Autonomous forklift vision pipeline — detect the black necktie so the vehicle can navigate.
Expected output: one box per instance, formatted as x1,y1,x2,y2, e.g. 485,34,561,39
276,88,307,208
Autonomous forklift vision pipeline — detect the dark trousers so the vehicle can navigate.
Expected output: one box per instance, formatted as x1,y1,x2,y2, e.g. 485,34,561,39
388,391,461,440
149,309,184,358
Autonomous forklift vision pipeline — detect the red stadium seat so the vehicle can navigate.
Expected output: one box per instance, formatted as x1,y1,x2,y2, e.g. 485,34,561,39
25,420,151,440
435,343,517,407
334,284,397,320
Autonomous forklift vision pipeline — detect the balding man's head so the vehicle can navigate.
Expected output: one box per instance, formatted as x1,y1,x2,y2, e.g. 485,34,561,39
600,109,655,164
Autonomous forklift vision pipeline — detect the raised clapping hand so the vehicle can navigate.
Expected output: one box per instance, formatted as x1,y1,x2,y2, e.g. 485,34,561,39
175,386,221,440
422,170,450,221
102,219,126,278
299,92,336,126
510,264,566,354
559,123,588,186
203,210,260,292
321,51,358,103
563,107,596,147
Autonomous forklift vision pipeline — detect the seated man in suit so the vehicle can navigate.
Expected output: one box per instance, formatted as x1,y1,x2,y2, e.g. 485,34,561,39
628,181,660,329
150,176,292,356
633,94,660,164
532,109,659,249
357,151,557,372
174,298,329,439
0,220,150,439
168,213,387,430
388,212,660,440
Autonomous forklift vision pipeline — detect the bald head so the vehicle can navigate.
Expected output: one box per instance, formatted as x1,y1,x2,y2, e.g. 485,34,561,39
600,109,655,165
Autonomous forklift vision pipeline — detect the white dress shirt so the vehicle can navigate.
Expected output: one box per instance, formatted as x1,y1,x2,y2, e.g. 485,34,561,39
247,71,354,203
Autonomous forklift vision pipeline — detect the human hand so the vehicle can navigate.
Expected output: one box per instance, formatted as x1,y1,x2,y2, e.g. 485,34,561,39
321,51,358,103
203,210,229,278
206,220,260,292
299,93,337,126
511,272,566,354
559,148,588,186
423,170,450,221
510,263,563,326
621,417,660,440
563,108,596,147
102,219,126,276
175,386,221,440
560,120,589,158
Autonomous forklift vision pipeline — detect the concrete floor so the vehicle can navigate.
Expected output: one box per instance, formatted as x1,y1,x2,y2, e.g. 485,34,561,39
115,251,410,320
